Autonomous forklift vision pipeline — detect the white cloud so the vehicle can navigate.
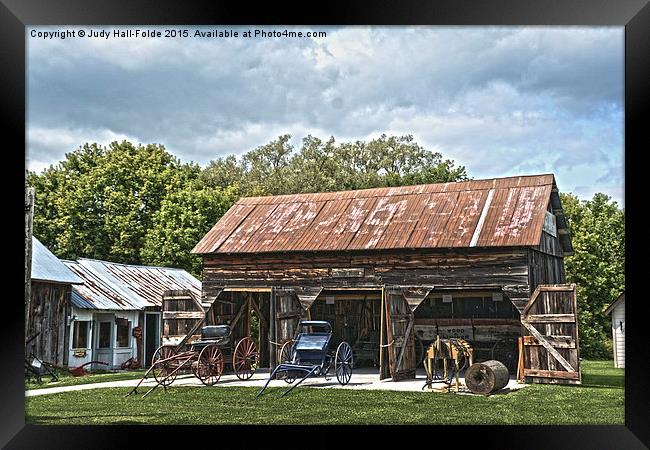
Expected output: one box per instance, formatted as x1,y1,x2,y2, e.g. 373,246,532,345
26,26,624,204
26,125,138,171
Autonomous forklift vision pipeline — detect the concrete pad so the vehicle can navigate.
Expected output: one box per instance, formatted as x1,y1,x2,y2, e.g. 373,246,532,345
26,367,527,397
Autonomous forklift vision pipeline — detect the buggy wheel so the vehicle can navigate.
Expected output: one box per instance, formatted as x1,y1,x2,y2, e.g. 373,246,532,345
196,344,224,386
335,341,353,385
152,345,178,386
278,340,296,383
233,337,259,380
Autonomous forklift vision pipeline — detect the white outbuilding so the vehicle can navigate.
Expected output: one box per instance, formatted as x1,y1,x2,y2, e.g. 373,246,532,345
604,293,625,369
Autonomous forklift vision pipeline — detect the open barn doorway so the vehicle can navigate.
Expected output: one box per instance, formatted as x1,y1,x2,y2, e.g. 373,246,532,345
308,289,383,369
413,290,522,373
206,289,273,369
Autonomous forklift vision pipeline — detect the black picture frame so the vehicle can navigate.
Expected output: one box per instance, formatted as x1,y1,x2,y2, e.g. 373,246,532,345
2,0,647,448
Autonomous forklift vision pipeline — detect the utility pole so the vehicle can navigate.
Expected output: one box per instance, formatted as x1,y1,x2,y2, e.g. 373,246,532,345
25,186,35,350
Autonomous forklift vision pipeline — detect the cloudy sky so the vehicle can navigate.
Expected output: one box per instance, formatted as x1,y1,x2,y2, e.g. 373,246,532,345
26,26,624,205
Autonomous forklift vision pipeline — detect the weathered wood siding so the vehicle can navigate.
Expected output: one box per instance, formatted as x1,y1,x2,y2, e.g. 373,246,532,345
528,248,566,294
27,281,71,366
203,249,532,310
536,231,564,257
162,290,204,346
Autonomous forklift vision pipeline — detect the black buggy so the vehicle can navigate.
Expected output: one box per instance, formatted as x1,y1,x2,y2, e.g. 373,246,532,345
256,320,353,397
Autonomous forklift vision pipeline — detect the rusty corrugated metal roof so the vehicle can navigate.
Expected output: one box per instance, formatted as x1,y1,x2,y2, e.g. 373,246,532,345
192,174,566,254
63,259,201,311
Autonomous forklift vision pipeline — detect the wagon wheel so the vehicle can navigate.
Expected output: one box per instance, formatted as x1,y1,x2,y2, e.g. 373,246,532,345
335,341,353,385
196,344,224,386
233,337,259,380
279,340,296,383
152,345,178,386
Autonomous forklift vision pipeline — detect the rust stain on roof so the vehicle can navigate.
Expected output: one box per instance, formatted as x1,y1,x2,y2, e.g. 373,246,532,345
192,174,562,254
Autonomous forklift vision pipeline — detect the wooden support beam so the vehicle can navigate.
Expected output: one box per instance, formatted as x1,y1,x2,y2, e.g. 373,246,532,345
276,311,303,320
269,288,277,368
525,314,576,323
223,287,273,292
162,311,204,320
246,294,251,337
379,288,387,380
523,335,576,348
229,298,248,330
25,187,35,349
384,291,395,378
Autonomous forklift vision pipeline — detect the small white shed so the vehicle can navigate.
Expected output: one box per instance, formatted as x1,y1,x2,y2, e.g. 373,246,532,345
604,293,625,369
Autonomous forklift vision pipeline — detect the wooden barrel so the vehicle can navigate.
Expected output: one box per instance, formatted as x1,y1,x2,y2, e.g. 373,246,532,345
464,360,510,395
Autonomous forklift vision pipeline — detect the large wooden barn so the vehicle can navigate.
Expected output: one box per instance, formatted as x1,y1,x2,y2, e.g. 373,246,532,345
192,174,581,384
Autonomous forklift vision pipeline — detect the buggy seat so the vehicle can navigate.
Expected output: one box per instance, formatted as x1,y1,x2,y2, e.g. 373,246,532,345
290,322,332,366
191,325,231,350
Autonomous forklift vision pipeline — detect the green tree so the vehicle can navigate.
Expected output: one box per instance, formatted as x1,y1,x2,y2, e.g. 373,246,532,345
561,192,625,359
27,141,198,264
141,182,239,276
200,134,468,196
334,134,467,189
241,134,293,195
200,155,246,192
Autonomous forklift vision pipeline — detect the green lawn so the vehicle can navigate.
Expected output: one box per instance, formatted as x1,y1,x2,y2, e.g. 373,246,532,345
25,360,624,425
25,369,146,390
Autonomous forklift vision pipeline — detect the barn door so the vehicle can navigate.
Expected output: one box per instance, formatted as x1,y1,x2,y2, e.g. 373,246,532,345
272,288,307,368
521,284,581,384
380,286,422,381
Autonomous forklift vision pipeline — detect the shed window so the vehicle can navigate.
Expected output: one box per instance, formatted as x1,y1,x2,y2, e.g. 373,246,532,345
72,321,90,348
98,322,112,348
116,319,131,348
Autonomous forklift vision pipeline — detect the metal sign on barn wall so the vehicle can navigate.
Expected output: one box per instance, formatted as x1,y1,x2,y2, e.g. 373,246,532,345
543,211,557,237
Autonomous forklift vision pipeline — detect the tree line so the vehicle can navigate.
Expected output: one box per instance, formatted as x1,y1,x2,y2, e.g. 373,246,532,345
26,135,624,358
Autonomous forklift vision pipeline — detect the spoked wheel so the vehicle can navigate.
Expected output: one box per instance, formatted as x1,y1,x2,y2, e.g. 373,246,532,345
279,340,296,383
335,341,353,385
233,337,259,380
196,344,224,386
152,345,178,386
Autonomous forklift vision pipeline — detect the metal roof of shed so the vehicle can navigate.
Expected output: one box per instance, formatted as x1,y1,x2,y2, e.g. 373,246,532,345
31,237,83,285
192,174,572,254
63,258,201,311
